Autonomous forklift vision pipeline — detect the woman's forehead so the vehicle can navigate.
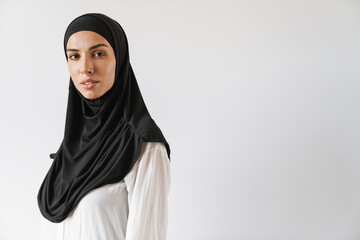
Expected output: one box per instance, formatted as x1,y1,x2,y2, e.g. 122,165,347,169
66,31,110,49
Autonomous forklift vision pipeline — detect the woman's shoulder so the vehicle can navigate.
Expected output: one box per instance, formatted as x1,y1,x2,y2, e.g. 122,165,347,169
138,141,169,167
141,141,167,153
124,141,170,187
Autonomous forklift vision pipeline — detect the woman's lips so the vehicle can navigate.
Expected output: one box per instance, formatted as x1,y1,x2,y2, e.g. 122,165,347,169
81,79,99,90
81,82,98,90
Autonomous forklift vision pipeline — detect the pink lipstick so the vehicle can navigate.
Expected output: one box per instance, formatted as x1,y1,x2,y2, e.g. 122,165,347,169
81,79,99,90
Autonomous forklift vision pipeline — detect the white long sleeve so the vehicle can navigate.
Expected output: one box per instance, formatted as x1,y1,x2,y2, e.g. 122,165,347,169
124,141,171,240
40,141,171,240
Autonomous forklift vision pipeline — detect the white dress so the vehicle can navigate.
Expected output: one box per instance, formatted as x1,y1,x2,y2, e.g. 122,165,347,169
40,141,171,240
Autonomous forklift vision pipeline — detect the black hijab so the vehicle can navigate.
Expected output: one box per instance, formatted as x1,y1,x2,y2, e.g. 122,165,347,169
37,13,170,223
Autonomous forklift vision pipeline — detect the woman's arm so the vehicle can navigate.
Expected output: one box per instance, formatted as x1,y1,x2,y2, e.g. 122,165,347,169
124,141,171,240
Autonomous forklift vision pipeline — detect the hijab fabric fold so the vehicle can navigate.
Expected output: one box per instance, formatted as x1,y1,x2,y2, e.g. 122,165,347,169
37,13,170,223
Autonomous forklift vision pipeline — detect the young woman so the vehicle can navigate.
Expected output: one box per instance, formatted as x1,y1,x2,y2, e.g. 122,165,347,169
37,13,171,240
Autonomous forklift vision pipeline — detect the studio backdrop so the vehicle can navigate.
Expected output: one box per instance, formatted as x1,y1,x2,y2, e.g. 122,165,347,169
0,0,359,239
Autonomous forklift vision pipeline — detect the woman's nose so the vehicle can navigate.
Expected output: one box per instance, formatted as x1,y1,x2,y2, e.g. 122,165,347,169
80,57,94,75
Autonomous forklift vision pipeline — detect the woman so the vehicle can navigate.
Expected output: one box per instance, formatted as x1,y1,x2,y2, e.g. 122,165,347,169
37,13,171,240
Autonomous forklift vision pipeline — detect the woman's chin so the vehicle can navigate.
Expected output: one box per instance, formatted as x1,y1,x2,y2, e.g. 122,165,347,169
81,91,103,100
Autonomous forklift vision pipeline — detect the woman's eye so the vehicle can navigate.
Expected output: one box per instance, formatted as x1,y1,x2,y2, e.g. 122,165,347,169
69,54,79,60
94,52,105,57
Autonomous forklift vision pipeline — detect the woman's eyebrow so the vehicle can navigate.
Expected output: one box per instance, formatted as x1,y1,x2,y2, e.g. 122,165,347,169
66,43,108,52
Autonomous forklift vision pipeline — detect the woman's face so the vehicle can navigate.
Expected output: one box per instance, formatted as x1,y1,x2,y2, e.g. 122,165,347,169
66,31,116,99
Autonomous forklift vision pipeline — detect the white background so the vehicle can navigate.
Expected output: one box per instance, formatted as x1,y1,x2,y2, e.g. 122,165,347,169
1,0,360,239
